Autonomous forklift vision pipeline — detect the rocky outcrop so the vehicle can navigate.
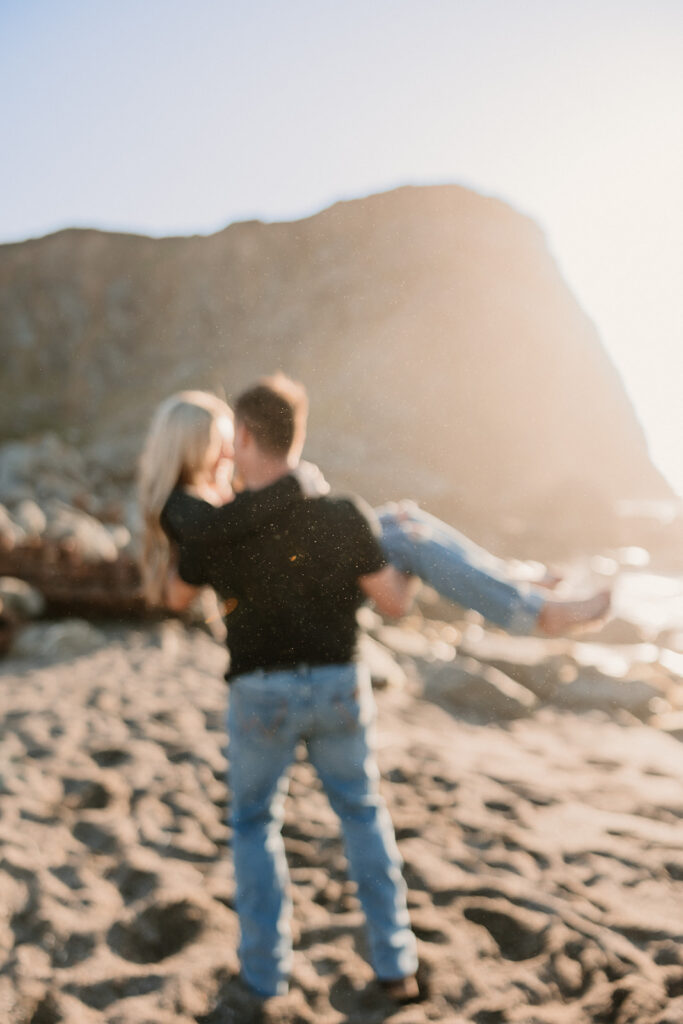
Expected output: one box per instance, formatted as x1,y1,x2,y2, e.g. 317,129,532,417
0,432,144,617
0,185,672,555
361,610,683,729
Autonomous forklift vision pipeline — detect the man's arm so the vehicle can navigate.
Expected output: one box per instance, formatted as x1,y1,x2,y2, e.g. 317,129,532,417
359,565,419,619
334,494,416,618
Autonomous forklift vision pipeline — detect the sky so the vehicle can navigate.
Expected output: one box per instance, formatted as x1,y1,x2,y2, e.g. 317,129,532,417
2,0,682,493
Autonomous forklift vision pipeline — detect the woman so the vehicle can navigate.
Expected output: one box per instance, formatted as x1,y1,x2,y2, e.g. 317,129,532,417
138,390,610,635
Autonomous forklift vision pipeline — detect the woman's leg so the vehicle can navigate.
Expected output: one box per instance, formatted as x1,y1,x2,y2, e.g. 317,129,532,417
376,502,543,634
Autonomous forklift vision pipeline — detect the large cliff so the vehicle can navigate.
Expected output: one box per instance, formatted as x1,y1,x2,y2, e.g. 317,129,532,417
0,185,670,550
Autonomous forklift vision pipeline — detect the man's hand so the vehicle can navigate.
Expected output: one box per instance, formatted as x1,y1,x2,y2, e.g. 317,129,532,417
292,460,331,498
359,566,419,619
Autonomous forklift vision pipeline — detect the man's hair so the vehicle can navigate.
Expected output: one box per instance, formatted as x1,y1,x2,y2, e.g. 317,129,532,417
234,373,308,457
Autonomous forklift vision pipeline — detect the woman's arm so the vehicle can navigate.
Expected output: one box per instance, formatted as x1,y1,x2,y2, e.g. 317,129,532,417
162,473,305,546
164,568,201,612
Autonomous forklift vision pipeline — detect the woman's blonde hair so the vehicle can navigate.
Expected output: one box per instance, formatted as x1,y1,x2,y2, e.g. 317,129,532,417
138,390,232,605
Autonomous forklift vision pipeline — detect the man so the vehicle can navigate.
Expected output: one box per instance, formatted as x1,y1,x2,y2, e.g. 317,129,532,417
169,374,419,1001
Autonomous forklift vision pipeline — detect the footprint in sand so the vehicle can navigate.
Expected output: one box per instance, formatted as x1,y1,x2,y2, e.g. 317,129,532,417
107,899,204,962
50,932,96,968
105,863,159,904
89,747,130,768
62,778,112,810
72,820,120,855
463,900,549,961
65,974,165,1011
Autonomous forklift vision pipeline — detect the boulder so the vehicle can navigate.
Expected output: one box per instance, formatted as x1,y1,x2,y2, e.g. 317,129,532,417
106,523,134,555
0,434,90,506
0,505,26,549
358,633,408,690
11,499,47,539
658,648,683,681
459,627,569,700
44,501,119,562
373,621,457,667
553,668,665,719
422,655,537,720
0,577,45,620
655,628,683,653
650,711,683,742
375,623,443,660
486,654,569,701
580,615,651,645
12,620,107,660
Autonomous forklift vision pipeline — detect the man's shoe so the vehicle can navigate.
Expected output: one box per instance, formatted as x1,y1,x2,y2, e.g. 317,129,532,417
379,974,420,1002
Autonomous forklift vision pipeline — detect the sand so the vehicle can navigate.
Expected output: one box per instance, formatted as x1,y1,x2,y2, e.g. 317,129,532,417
1,621,683,1024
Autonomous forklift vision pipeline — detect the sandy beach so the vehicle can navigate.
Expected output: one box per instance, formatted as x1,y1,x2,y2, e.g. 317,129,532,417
2,620,682,1024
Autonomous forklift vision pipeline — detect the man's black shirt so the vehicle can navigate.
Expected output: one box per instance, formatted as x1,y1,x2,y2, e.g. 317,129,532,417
161,480,387,679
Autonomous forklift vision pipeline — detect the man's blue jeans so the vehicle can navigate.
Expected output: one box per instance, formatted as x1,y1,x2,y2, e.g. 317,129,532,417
377,501,543,633
227,662,417,997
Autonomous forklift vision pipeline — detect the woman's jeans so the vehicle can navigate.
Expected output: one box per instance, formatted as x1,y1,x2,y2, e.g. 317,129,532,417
377,501,543,634
227,663,417,997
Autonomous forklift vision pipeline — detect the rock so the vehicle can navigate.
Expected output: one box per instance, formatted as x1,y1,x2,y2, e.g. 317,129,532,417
554,668,665,719
650,711,683,742
11,499,46,538
492,655,569,701
148,619,186,657
580,615,649,644
0,505,26,549
0,577,45,619
44,501,119,562
658,648,683,681
656,628,683,653
106,523,133,553
422,655,537,720
375,623,433,658
616,545,651,568
0,434,90,506
358,633,407,690
459,627,569,700
471,649,571,702
571,640,661,678
12,620,107,660
0,501,29,544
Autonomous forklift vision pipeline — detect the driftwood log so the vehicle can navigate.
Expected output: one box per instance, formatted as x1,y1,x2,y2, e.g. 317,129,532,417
0,537,148,619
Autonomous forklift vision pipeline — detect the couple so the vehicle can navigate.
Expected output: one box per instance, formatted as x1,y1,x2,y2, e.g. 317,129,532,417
138,374,609,1002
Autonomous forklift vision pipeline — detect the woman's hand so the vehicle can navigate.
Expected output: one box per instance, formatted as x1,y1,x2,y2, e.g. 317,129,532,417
188,462,234,506
293,460,331,498
213,457,235,504
164,568,200,612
